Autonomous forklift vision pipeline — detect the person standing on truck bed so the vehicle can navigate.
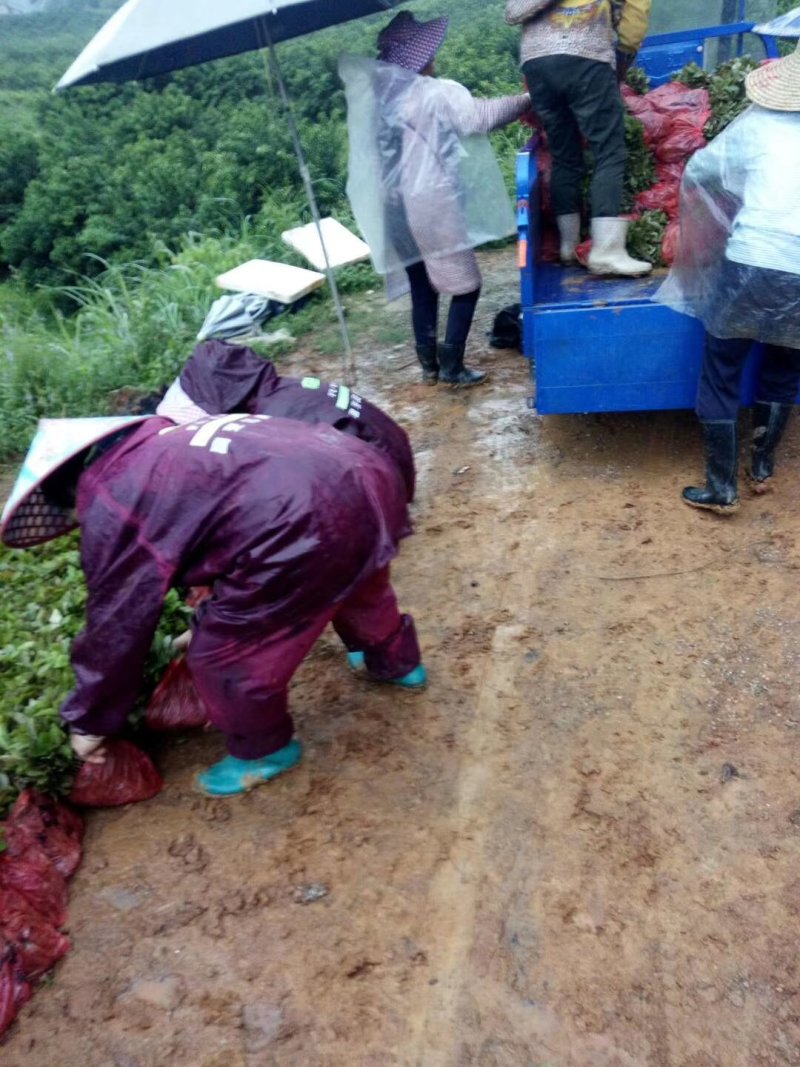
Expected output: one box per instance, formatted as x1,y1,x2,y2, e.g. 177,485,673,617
657,40,800,515
505,0,652,277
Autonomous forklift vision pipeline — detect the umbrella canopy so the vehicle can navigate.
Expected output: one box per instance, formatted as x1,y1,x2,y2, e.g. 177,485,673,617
58,0,400,89
754,6,800,37
57,0,402,384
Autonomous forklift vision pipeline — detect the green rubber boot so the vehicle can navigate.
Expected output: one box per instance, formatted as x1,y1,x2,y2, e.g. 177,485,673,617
195,739,302,797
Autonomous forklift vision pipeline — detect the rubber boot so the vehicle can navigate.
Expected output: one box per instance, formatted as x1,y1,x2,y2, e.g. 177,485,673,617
556,213,581,265
415,343,439,385
749,400,792,492
195,739,302,797
682,420,740,515
437,343,487,388
346,650,428,690
587,217,652,277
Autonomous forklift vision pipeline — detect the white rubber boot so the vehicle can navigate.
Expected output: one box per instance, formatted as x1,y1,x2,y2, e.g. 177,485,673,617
587,217,652,277
556,213,581,264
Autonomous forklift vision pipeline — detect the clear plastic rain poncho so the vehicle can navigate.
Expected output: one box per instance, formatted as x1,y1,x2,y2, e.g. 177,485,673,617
656,105,800,348
338,55,516,286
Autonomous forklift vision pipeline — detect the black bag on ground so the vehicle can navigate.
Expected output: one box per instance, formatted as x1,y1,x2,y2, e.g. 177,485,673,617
489,304,521,350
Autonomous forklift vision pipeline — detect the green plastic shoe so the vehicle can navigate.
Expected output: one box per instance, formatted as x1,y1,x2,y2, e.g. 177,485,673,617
346,651,427,690
195,739,302,797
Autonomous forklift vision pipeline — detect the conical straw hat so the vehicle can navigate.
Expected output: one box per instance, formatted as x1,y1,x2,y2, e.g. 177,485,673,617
746,42,800,111
1,416,151,549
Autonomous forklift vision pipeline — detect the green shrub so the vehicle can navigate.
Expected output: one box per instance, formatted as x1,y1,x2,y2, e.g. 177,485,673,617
0,534,190,815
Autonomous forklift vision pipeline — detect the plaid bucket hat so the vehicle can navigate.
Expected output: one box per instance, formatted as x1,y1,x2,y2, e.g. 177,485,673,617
746,41,800,112
377,11,448,73
1,416,151,549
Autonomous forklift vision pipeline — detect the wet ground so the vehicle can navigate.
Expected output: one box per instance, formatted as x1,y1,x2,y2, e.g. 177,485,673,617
5,250,800,1066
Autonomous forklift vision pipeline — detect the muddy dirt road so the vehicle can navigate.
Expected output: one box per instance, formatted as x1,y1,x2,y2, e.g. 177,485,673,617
6,251,800,1066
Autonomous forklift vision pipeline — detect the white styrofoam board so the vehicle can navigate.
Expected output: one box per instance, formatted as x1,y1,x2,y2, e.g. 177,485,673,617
215,259,325,304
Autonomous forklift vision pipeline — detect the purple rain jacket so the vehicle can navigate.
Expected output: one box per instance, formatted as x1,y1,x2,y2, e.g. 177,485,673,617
178,340,416,502
60,414,411,738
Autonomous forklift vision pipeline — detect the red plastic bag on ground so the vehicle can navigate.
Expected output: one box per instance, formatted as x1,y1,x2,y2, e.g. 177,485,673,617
0,891,70,982
4,791,83,879
145,655,210,732
635,182,681,219
0,955,33,1038
662,219,681,266
0,853,68,928
68,740,162,808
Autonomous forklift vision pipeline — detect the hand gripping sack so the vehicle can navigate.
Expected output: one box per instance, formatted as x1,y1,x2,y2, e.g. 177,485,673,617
69,740,162,808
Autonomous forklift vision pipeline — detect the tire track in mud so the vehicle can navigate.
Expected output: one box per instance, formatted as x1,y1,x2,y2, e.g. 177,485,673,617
406,538,536,1065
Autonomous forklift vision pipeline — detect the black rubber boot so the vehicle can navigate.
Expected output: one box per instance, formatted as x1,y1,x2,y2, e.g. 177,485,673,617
682,420,740,515
415,343,439,385
749,400,792,492
437,343,487,388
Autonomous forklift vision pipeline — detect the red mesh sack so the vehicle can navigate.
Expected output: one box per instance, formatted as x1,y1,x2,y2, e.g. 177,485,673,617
655,126,706,164
4,791,83,879
0,853,68,928
145,655,210,732
0,891,70,982
661,219,681,266
635,182,681,219
0,955,32,1039
68,740,162,808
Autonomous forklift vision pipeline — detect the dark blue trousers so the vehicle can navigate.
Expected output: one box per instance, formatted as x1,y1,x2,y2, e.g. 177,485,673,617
405,261,480,349
696,333,800,421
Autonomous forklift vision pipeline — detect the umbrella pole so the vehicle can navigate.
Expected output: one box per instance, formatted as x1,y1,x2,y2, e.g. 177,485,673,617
264,36,358,386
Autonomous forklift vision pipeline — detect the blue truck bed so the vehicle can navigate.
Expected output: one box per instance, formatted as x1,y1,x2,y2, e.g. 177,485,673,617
516,11,781,415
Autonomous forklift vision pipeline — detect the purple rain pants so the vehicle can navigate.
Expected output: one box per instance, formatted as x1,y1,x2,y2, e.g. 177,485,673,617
186,567,420,759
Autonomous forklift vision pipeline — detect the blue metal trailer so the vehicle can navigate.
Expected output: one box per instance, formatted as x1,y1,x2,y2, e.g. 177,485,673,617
516,2,783,415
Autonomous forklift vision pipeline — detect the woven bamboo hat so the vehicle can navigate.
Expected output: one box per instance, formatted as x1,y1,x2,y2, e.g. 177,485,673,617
746,42,800,111
377,11,448,73
1,416,150,549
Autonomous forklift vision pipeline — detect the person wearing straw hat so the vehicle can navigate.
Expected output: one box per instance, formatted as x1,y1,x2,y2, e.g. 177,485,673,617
1,414,426,796
340,12,531,387
657,41,800,514
505,0,652,276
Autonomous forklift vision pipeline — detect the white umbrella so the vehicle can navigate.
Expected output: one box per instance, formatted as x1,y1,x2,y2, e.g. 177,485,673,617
754,6,800,36
58,0,403,382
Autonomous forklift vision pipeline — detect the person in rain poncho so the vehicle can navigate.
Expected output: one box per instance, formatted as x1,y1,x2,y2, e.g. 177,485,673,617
155,338,416,503
657,43,800,515
505,0,652,276
1,415,426,798
340,12,531,388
